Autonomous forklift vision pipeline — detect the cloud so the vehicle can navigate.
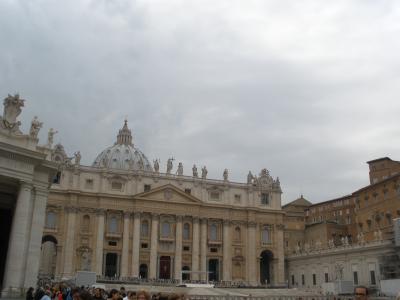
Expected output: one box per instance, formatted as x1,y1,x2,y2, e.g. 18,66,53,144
1,0,400,204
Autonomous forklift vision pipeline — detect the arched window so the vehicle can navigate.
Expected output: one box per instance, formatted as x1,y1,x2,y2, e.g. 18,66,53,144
141,220,149,237
183,223,190,240
210,224,218,241
81,215,90,232
234,226,241,241
262,227,270,243
161,221,171,238
45,212,56,229
109,217,118,233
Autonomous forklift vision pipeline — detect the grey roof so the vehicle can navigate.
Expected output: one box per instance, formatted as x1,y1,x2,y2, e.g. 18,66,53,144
92,120,153,172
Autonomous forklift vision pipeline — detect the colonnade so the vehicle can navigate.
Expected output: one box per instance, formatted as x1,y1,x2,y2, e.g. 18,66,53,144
59,209,272,284
2,181,49,295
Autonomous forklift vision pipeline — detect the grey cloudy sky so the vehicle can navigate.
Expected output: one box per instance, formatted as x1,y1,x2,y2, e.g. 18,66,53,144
1,0,400,204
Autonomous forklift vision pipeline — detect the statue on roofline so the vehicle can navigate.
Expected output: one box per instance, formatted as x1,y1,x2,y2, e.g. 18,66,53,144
153,159,160,173
29,116,43,139
201,166,208,179
176,162,183,176
192,164,198,177
166,157,174,174
1,94,25,134
47,128,58,148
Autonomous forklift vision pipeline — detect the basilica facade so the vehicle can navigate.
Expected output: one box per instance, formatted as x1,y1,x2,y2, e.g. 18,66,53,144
39,120,285,286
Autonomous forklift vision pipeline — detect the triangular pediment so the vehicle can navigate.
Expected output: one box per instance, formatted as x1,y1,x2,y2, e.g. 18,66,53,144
134,184,202,204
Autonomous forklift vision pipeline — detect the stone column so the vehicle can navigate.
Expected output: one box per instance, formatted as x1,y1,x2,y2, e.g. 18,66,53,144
62,206,77,278
120,212,130,278
275,224,285,284
131,212,141,277
174,216,183,280
200,218,208,281
222,220,232,281
247,221,257,285
95,209,105,275
191,217,200,280
2,182,33,295
149,213,159,279
24,188,49,288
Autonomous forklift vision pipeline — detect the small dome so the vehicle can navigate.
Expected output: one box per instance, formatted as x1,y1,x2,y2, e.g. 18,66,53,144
92,120,153,172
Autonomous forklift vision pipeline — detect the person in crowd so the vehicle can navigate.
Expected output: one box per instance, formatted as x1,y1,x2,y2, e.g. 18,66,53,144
108,289,120,300
26,287,35,300
41,289,52,300
354,286,368,300
78,290,93,300
126,291,136,300
136,290,150,300
167,294,185,300
93,288,103,300
120,287,126,299
71,288,81,300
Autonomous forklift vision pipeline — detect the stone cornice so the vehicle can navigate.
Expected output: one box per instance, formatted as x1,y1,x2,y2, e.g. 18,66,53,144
286,240,393,261
49,188,286,215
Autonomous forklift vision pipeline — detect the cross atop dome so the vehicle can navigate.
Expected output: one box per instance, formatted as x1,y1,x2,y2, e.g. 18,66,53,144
116,119,133,146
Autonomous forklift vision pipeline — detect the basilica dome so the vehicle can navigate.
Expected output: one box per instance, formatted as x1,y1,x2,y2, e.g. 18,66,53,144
92,120,153,172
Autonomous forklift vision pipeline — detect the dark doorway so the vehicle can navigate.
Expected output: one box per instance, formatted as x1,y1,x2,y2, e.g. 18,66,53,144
105,253,118,277
208,259,219,281
260,250,273,285
139,264,148,279
0,208,13,290
159,256,171,279
182,266,190,281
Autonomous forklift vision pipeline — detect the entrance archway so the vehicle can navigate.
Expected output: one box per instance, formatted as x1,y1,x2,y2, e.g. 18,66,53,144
139,264,148,279
260,250,273,285
39,235,58,277
208,259,219,281
105,253,118,277
182,266,190,281
159,256,171,279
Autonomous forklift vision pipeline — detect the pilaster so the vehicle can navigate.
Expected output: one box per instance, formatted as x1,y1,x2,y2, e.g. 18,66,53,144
95,209,105,275
200,218,208,281
120,211,131,277
131,211,141,277
174,215,183,280
149,213,159,279
191,217,200,280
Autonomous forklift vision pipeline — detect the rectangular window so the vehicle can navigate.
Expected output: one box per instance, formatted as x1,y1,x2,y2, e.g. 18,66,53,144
210,247,218,253
184,188,191,194
108,241,117,246
291,275,295,285
210,192,220,200
353,272,359,285
144,184,151,192
234,194,241,203
85,179,94,189
111,181,122,190
183,246,190,251
301,274,305,286
261,193,269,205
370,270,376,285
312,274,316,285
325,273,329,283
141,243,148,249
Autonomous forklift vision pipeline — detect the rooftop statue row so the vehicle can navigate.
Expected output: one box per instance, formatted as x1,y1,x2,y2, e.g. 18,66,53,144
0,94,58,149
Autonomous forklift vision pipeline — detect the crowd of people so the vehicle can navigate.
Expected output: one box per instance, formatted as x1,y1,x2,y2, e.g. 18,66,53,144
25,285,186,300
